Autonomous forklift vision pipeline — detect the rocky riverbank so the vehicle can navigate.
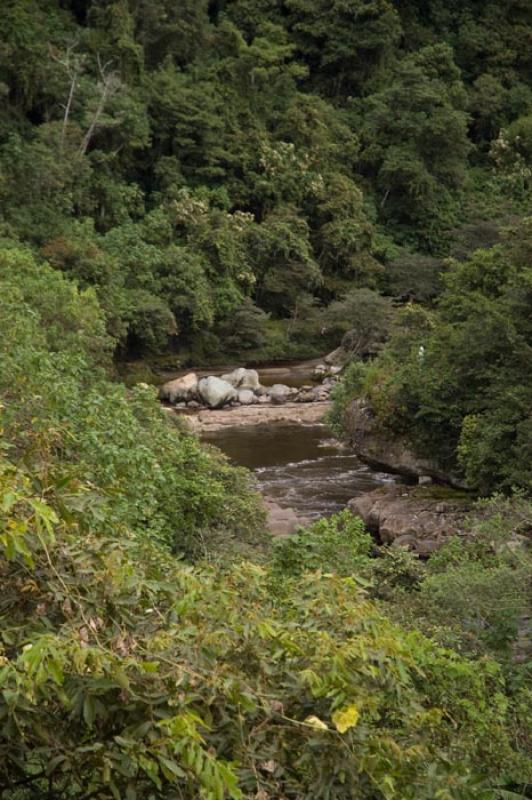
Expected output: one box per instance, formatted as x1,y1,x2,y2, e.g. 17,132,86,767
262,497,311,537
159,364,340,432
348,484,473,556
160,362,476,553
344,399,468,488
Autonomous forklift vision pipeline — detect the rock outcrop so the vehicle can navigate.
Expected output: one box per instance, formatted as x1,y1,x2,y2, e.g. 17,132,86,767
348,485,472,556
324,346,348,367
263,497,311,537
345,399,467,487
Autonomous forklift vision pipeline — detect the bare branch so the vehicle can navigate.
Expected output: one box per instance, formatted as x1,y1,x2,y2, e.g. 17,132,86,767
50,42,82,152
78,56,121,158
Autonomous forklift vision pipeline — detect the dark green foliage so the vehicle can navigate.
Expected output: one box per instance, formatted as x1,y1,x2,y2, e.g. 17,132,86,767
1,466,530,799
355,43,471,246
0,5,531,797
332,220,532,494
0,0,529,361
322,288,394,357
285,0,402,96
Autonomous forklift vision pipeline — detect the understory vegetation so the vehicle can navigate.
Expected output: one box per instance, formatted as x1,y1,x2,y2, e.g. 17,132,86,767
1,1,531,798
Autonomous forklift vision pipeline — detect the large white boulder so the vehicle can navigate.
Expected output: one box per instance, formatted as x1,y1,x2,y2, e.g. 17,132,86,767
159,372,198,404
198,376,236,408
221,367,261,391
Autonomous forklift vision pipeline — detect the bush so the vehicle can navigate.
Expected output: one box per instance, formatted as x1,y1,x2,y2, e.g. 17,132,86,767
0,465,529,799
271,509,373,580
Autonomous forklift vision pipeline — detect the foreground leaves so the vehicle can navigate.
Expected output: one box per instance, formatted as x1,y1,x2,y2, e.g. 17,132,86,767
0,459,530,799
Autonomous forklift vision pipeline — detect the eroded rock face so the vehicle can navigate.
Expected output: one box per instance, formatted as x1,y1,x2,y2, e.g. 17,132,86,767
345,399,466,487
159,372,198,403
348,485,471,556
198,376,236,408
263,497,311,537
324,346,349,367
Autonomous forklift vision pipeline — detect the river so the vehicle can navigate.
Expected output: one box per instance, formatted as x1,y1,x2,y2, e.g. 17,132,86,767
166,359,395,521
203,422,395,520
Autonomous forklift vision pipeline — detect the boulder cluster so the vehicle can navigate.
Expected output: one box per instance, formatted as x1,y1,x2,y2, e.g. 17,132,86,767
159,367,340,410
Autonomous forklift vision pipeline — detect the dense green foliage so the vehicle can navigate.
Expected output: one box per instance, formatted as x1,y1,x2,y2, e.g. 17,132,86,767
1,447,530,799
0,204,529,800
0,246,262,555
332,219,532,493
0,0,530,362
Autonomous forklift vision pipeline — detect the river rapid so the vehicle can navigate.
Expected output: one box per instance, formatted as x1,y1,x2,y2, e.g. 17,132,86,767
203,422,395,520
176,359,395,520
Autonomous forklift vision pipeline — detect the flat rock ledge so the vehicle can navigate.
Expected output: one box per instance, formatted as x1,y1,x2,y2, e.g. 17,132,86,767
182,400,332,434
348,485,473,556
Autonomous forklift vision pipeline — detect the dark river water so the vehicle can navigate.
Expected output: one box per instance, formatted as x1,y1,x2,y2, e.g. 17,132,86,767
203,422,395,519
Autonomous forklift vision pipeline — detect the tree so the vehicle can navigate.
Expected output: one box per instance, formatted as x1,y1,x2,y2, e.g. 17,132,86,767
356,44,470,246
285,0,402,96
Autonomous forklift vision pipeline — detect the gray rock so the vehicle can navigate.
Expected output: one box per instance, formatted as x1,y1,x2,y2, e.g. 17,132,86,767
198,376,236,409
258,395,271,404
268,384,292,404
348,485,471,556
187,400,201,409
159,372,198,404
418,475,433,486
240,369,260,391
221,367,261,391
324,346,349,367
297,390,316,403
237,389,255,405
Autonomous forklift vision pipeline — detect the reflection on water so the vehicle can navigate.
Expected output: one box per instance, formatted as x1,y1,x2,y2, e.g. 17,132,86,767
203,423,395,519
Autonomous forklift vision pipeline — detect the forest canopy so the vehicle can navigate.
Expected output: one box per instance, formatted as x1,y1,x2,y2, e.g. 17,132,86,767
0,0,530,360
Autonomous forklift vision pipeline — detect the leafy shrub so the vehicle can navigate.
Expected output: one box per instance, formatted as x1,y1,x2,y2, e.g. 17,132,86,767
271,509,373,579
0,464,529,799
330,221,532,494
